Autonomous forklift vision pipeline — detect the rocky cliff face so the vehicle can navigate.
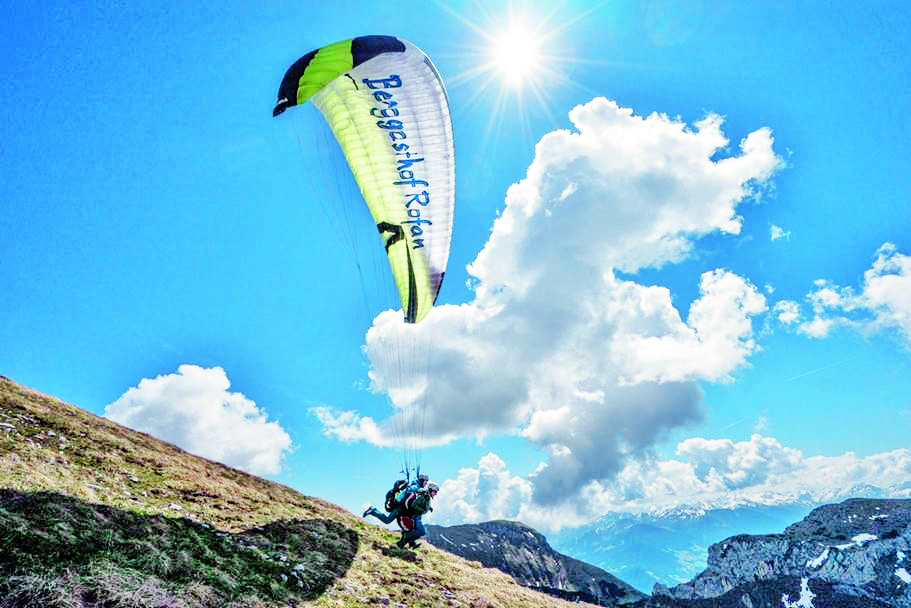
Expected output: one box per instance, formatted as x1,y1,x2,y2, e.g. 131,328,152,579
647,498,911,607
425,520,646,606
550,502,815,592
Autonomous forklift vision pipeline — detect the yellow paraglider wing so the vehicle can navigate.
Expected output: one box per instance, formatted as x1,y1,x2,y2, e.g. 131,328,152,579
274,35,455,323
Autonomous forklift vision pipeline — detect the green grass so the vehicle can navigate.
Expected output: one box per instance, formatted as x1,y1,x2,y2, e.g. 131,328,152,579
0,489,358,607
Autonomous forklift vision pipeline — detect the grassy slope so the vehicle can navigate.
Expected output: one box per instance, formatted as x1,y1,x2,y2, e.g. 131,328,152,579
0,376,595,608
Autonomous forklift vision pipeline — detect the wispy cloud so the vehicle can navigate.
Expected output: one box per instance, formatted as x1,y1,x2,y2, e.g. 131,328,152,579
770,224,791,241
774,300,801,324
797,243,911,344
785,360,843,382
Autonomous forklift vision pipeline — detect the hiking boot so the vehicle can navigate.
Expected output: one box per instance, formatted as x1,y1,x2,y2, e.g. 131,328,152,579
408,541,421,549
362,506,375,517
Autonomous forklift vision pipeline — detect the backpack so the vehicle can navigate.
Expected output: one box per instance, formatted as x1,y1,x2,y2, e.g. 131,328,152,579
403,490,432,516
384,479,408,512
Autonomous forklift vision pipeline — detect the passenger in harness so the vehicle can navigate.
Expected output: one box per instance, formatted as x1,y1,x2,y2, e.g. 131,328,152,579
363,474,429,525
394,482,438,549
363,477,438,549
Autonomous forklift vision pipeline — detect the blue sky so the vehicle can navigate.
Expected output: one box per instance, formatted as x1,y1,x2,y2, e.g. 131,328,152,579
3,1,910,531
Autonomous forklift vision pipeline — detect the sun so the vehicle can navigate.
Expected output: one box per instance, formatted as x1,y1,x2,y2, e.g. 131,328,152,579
492,24,544,89
438,1,604,145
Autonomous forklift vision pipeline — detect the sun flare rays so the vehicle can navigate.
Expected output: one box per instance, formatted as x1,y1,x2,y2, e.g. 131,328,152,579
437,1,606,147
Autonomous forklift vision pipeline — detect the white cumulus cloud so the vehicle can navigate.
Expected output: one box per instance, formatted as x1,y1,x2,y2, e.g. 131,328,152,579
434,452,534,524
315,97,784,506
611,269,767,384
105,365,292,475
433,438,911,531
862,243,911,341
675,434,803,489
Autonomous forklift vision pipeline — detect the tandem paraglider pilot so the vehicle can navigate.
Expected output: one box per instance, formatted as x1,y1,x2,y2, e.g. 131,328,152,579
364,476,438,549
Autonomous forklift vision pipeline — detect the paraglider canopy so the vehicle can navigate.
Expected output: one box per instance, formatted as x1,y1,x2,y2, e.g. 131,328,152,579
273,35,455,324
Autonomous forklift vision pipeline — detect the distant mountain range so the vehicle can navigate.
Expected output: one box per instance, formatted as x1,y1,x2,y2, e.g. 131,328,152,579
550,501,816,593
428,498,911,607
550,484,911,593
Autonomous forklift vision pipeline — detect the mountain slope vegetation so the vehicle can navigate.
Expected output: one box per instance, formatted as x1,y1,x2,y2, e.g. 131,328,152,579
0,376,597,608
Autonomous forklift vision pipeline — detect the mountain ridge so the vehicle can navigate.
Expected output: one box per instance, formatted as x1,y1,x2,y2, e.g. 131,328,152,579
425,519,646,605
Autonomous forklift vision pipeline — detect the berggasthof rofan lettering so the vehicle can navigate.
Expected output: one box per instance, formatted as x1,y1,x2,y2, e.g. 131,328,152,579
363,74,432,249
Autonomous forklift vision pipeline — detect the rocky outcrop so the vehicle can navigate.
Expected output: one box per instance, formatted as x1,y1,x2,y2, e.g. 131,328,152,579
425,520,646,606
550,501,816,592
648,498,911,607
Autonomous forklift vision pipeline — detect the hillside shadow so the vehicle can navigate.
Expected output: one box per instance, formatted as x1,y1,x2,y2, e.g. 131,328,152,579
0,489,358,605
